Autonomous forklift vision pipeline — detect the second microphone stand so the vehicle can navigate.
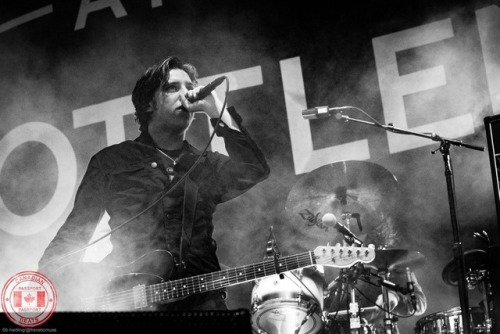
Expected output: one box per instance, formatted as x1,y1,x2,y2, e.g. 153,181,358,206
335,109,484,334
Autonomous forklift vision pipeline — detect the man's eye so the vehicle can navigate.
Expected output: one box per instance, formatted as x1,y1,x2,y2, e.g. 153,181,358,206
165,85,179,93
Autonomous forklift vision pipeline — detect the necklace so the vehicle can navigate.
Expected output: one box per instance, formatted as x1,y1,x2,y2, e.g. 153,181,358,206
156,147,180,165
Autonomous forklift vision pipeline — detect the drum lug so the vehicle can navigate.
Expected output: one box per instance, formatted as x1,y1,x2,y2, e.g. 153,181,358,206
252,302,259,313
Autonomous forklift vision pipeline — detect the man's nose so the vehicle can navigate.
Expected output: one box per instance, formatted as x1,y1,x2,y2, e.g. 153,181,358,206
179,85,190,95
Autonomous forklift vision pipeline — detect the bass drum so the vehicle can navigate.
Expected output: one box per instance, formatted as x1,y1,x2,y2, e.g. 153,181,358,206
414,306,486,334
250,267,326,334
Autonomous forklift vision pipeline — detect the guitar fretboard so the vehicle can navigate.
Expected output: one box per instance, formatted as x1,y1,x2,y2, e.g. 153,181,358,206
148,251,315,304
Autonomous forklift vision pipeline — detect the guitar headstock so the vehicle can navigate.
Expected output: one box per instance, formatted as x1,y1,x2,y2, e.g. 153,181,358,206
313,245,375,268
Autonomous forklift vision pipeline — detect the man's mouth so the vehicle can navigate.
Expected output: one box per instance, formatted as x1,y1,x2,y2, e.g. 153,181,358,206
177,106,189,114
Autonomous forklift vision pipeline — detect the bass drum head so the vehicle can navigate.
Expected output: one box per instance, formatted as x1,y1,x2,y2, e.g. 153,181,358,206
250,267,325,334
252,300,322,334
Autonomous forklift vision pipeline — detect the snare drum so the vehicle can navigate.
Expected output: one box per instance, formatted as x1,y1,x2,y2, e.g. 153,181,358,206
414,306,486,334
251,267,326,334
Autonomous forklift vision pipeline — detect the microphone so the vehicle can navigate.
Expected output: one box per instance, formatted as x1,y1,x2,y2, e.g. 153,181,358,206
302,106,349,120
323,213,363,246
186,76,226,103
406,267,417,310
377,277,408,294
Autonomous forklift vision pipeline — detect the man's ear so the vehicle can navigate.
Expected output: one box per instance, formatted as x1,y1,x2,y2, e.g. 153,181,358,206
147,101,155,114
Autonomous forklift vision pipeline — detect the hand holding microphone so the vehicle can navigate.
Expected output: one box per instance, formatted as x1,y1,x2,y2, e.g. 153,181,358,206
185,76,226,103
181,76,227,119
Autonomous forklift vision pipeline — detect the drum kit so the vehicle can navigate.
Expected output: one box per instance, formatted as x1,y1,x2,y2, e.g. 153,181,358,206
248,161,494,334
414,248,493,334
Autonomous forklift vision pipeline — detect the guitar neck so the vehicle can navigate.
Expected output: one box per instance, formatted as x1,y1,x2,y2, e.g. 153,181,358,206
151,251,315,303
80,245,374,310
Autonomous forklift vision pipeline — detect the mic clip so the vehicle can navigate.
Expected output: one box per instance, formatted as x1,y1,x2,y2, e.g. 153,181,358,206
335,221,364,246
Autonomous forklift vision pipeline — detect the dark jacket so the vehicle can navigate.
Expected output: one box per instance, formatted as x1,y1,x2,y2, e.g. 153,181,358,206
39,108,269,280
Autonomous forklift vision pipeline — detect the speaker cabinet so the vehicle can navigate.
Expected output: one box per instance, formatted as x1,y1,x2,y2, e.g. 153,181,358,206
484,115,500,226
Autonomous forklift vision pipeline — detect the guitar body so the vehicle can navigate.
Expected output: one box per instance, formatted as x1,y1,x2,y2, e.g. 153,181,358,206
51,250,175,311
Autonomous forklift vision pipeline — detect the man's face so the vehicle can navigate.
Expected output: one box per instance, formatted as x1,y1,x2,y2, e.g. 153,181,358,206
148,68,195,133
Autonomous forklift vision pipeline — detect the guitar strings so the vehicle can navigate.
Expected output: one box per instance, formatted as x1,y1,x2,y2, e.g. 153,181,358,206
81,248,370,311
81,252,317,311
84,255,313,310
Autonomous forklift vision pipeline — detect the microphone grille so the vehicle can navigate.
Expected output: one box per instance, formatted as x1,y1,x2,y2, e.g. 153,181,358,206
322,213,337,225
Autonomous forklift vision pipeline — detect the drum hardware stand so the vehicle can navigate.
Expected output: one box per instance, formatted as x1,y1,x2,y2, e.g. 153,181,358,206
337,220,365,333
380,271,398,334
344,264,370,334
338,223,366,334
264,226,285,279
329,110,484,334
468,268,492,333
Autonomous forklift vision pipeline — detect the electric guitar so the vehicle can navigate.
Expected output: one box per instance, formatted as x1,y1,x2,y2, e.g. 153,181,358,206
50,245,375,311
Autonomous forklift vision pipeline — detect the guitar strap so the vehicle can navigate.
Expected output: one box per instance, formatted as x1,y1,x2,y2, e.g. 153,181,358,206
177,173,198,274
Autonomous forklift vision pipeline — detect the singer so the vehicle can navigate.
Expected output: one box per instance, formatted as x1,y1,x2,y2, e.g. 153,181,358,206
38,56,270,311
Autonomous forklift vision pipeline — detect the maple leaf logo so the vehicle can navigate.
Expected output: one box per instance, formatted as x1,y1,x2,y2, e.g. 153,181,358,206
24,293,35,304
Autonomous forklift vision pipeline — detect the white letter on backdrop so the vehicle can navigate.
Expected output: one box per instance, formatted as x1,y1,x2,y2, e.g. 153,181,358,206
73,96,133,146
0,122,77,236
373,19,474,153
280,57,370,175
75,0,127,30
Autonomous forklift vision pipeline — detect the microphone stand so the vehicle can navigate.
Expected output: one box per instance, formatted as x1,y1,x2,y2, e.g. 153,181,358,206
337,222,365,334
336,113,484,334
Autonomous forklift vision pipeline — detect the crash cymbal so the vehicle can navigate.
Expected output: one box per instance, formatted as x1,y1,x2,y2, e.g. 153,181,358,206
283,161,399,252
442,249,487,286
365,248,425,273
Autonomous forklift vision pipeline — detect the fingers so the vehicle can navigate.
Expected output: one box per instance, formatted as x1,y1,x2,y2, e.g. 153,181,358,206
183,86,201,103
180,87,220,118
376,292,399,311
410,272,419,285
375,294,384,307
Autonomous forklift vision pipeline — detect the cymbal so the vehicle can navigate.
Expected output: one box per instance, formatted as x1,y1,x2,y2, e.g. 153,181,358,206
365,248,425,273
282,161,399,252
442,249,487,286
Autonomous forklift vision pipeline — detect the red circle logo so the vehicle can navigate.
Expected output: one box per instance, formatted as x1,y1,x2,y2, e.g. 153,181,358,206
1,271,57,327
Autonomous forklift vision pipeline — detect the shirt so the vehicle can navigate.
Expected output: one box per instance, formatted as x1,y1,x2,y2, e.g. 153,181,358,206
38,107,270,282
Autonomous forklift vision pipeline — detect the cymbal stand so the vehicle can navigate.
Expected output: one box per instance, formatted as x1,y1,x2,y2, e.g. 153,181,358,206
380,271,397,334
334,111,484,334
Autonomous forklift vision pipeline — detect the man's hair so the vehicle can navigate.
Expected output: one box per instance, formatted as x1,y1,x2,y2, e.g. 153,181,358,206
132,56,198,132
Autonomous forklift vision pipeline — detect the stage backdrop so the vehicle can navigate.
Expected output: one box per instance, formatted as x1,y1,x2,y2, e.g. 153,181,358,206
1,0,499,332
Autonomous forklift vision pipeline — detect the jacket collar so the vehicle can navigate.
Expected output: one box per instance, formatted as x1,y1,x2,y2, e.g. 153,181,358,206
134,131,203,156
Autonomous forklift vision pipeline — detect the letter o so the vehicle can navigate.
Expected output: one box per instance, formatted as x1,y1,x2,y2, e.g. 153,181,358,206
0,122,77,236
